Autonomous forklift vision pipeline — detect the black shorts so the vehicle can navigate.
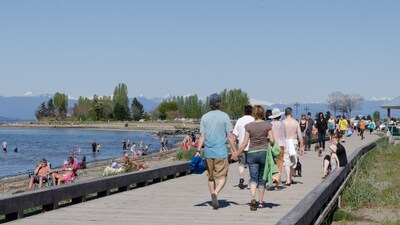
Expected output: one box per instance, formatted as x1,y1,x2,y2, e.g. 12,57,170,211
32,175,48,183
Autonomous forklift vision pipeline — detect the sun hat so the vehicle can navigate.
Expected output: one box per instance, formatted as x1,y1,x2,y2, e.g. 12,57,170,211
269,108,285,119
329,144,337,153
209,93,222,103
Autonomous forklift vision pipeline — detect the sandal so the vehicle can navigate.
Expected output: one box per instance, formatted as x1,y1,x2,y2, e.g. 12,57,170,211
258,202,264,208
250,199,257,211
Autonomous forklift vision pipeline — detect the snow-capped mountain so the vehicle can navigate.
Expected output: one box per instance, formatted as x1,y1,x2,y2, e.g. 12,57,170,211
0,95,397,121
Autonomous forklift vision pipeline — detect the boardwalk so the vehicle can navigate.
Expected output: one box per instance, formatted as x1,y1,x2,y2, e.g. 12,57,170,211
8,133,381,225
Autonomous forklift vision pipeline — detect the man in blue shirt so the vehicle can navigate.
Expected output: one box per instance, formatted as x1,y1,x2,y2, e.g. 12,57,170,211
196,93,235,210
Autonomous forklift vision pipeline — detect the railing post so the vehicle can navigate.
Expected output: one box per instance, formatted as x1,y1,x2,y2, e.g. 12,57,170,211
97,190,110,197
72,195,87,204
5,210,23,221
43,202,59,212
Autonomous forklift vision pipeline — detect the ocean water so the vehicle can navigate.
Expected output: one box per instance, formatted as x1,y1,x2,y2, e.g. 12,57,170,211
0,127,181,178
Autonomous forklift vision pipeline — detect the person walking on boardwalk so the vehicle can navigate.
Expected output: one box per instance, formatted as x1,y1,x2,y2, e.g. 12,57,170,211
327,115,335,141
305,112,314,151
282,107,305,186
269,108,285,189
315,112,328,150
359,119,366,140
229,105,254,189
338,115,348,142
231,105,275,211
196,93,235,210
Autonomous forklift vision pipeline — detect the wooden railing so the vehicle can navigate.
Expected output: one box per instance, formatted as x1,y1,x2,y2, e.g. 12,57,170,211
0,162,192,221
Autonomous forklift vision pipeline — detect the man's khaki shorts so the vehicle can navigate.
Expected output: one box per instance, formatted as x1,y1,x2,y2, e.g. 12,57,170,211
205,158,229,181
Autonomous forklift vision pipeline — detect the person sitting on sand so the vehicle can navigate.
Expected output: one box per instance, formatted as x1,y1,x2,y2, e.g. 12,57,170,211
28,158,52,189
103,159,123,176
122,153,150,170
51,156,76,185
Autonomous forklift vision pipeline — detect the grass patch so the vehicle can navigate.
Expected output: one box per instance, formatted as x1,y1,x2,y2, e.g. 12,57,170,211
333,209,356,221
334,137,400,223
176,149,197,161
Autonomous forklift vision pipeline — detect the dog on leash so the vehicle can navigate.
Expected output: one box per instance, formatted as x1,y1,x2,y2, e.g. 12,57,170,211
294,156,302,177
315,143,322,157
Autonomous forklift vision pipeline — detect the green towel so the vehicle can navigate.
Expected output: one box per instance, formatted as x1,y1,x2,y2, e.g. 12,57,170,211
263,143,279,186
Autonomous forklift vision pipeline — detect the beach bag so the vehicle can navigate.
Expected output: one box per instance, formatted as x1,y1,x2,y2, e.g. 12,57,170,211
190,156,205,174
346,130,352,137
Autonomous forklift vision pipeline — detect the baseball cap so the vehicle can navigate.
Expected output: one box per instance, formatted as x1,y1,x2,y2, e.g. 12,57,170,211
209,93,222,103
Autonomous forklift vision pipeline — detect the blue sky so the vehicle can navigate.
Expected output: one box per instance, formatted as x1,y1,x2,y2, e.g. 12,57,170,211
1,1,399,104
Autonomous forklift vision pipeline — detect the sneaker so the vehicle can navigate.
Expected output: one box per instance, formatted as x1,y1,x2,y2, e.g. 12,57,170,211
211,193,219,210
238,178,244,189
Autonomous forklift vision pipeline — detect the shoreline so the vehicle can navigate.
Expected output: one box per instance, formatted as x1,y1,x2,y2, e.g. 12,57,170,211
1,121,199,133
0,149,183,197
0,121,197,197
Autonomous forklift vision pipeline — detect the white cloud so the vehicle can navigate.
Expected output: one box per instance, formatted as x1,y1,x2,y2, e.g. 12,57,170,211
250,98,273,106
371,96,391,101
68,95,78,100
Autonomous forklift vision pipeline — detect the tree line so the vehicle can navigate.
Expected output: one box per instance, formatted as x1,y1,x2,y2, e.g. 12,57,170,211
35,83,250,122
36,87,377,123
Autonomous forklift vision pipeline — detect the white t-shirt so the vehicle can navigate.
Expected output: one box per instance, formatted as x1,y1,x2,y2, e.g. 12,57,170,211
232,115,254,151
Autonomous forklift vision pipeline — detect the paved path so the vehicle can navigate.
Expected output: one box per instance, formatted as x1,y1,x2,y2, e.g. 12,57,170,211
8,132,381,225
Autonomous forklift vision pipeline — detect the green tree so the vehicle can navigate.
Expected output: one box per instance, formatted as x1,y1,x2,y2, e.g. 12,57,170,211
112,83,130,120
54,92,68,119
46,99,56,117
220,89,250,119
366,115,372,121
35,102,47,120
172,94,204,119
143,112,152,121
373,110,380,122
91,95,113,121
72,96,92,120
131,97,144,121
158,101,179,120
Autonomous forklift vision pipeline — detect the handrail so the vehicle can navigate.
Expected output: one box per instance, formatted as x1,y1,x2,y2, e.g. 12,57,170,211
0,161,192,221
276,138,381,225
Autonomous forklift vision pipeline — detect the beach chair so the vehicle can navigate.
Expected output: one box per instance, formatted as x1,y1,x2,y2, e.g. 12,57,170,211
61,159,78,184
29,163,52,188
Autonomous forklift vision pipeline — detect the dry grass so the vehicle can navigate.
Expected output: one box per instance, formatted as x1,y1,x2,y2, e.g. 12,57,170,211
334,138,400,224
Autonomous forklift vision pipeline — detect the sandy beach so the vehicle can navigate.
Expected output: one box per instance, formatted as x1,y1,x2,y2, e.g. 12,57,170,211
0,121,198,197
1,120,199,132
0,148,184,197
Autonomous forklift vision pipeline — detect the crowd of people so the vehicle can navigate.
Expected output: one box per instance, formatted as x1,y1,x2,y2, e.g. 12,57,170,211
26,137,155,190
194,92,359,211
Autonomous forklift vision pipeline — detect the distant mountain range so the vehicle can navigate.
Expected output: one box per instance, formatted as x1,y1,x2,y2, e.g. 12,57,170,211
0,95,397,121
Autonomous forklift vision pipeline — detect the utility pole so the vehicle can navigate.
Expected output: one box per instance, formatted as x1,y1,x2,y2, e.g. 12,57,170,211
294,102,300,120
304,107,310,115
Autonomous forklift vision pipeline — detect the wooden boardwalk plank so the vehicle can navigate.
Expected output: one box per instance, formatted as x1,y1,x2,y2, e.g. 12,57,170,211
7,133,381,225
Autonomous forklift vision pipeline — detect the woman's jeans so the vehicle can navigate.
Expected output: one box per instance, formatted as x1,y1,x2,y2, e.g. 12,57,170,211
318,132,326,149
247,150,267,187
